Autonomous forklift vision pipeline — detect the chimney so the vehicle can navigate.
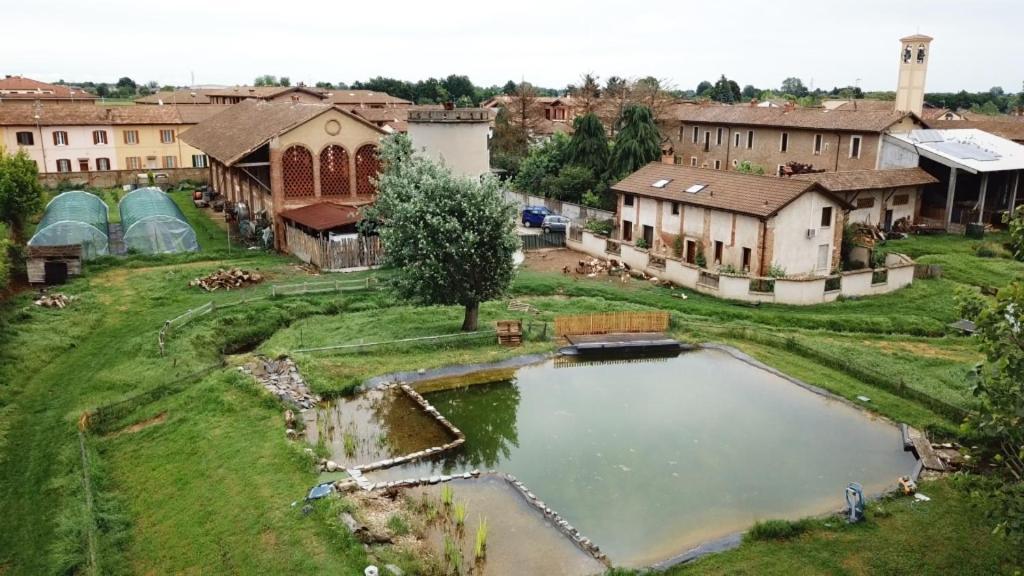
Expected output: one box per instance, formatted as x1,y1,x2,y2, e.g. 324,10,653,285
749,98,759,108
104,107,112,119
783,101,795,112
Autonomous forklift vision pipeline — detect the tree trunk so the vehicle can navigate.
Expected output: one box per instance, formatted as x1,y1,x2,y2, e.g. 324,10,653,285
461,301,479,332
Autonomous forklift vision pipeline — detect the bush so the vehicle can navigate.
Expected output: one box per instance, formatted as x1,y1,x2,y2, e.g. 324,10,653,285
672,236,684,258
584,218,613,236
1004,205,1024,260
634,238,649,250
745,518,812,542
953,285,987,321
695,247,707,268
767,264,787,278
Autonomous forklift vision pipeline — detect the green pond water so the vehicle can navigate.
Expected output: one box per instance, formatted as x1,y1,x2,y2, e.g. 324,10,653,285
368,348,917,567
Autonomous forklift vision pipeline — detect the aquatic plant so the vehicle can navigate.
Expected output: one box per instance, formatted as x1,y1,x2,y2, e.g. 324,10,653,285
440,484,454,509
342,432,358,458
443,534,463,575
387,513,410,536
473,515,488,560
453,501,468,529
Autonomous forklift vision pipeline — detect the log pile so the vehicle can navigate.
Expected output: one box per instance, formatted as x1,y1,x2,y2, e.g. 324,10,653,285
34,293,76,308
189,268,264,291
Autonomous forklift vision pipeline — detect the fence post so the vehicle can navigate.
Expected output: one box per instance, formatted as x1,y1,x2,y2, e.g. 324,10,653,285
271,284,276,297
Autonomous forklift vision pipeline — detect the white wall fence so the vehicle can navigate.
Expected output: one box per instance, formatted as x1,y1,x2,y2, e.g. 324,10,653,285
503,190,615,224
570,230,915,306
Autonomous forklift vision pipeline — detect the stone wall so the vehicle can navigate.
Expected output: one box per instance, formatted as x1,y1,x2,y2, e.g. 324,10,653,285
39,166,209,189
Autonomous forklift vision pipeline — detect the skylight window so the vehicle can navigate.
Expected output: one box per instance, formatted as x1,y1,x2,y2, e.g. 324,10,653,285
651,179,672,188
685,184,707,194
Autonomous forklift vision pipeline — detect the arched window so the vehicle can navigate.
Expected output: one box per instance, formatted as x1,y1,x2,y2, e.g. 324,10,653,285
281,145,314,197
902,44,912,63
355,144,380,196
916,44,926,64
319,145,350,196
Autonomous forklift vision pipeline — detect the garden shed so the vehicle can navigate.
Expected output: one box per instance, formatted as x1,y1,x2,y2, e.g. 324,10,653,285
118,187,199,254
28,190,109,259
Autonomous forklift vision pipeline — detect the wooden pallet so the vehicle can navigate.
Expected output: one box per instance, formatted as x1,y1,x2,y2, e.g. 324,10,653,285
496,319,523,347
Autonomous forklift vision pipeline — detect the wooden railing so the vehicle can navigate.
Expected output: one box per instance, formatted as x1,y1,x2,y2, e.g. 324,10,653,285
554,311,670,337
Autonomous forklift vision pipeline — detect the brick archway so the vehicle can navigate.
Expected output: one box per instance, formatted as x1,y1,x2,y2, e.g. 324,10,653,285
355,144,380,196
319,144,350,196
282,145,314,197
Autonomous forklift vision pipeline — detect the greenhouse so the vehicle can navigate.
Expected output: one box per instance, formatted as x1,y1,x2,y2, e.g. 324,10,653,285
119,187,199,254
28,191,110,259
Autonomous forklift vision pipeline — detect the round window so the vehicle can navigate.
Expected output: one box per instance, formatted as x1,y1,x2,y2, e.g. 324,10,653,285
324,119,341,136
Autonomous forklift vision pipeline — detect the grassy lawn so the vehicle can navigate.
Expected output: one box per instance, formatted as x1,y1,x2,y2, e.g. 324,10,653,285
885,232,1024,289
1,204,1020,575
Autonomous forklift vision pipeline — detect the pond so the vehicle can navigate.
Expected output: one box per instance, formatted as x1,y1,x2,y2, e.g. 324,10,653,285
367,348,917,567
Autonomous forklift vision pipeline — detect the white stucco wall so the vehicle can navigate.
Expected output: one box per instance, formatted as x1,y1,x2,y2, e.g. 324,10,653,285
769,190,841,276
408,121,490,180
4,125,118,172
878,136,920,169
847,187,919,226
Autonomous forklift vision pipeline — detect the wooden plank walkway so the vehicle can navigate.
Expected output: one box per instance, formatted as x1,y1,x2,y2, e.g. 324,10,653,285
566,332,670,345
907,427,946,471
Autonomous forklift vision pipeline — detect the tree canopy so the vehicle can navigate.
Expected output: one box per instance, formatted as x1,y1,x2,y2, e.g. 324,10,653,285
0,148,44,239
566,113,609,176
367,134,518,331
609,105,661,178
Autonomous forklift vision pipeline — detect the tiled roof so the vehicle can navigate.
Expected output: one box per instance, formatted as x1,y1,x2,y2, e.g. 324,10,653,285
179,100,386,165
0,76,97,99
323,90,412,106
135,90,213,104
179,100,334,164
0,102,212,126
675,105,911,133
925,118,1024,142
829,100,896,112
612,162,838,218
790,168,938,192
279,202,362,231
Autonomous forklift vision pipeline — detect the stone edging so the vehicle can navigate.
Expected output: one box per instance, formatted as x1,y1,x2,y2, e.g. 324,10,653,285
336,468,483,494
360,354,550,391
502,473,611,567
339,383,467,490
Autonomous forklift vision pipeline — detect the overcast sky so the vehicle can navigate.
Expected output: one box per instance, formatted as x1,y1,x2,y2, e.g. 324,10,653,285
5,0,1019,94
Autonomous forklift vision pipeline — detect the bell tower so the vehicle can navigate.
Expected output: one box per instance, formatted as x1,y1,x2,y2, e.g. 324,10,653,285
895,34,933,116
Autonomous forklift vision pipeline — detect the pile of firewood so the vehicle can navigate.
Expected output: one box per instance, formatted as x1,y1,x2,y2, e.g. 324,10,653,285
189,268,264,291
34,293,76,308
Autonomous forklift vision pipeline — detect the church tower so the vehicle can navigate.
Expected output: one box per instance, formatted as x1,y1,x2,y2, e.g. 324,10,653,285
895,34,933,116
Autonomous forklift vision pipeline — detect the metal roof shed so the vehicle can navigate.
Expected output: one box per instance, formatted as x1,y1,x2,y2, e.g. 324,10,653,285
118,187,199,254
885,129,1024,227
28,190,109,259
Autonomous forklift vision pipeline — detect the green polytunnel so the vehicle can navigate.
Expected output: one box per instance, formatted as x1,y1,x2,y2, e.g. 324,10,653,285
119,187,199,254
28,190,110,259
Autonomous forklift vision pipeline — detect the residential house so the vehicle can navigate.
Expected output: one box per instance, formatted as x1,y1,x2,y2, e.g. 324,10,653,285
0,102,225,173
613,162,850,277
179,100,387,251
663,104,920,176
0,76,97,103
201,86,327,105
790,168,938,229
407,107,491,179
480,94,579,137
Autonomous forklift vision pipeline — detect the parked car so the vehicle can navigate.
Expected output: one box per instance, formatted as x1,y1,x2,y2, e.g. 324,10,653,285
541,215,570,234
521,206,551,227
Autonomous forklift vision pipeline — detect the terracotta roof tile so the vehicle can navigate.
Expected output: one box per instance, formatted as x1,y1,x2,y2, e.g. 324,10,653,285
279,202,361,231
789,168,938,192
612,162,833,218
0,76,96,100
675,105,911,132
925,118,1024,142
0,102,208,126
135,90,213,104
323,90,412,106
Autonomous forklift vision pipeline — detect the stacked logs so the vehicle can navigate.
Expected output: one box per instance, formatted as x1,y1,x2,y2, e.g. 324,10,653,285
189,268,264,291
34,293,76,308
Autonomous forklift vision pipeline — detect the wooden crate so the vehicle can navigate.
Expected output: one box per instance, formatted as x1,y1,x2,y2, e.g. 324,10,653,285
496,319,523,347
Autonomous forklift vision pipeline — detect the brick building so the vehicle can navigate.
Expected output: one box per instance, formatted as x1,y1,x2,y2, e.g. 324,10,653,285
179,100,387,251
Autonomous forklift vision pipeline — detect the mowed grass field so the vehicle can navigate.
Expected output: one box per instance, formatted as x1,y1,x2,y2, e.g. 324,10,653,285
0,199,1021,575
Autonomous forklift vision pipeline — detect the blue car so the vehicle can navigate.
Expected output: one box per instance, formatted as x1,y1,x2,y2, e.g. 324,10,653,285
521,206,551,227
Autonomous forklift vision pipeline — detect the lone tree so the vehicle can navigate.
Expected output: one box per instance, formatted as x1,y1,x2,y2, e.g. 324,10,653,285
368,134,518,331
609,104,662,178
566,112,610,176
0,148,44,241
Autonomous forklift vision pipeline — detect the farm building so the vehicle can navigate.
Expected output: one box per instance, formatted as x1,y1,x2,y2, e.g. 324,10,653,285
28,190,109,259
26,244,82,284
118,187,199,254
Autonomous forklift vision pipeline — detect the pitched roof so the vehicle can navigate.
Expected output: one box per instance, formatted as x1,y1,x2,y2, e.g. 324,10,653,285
0,76,97,100
202,86,325,99
323,90,412,106
886,128,1024,173
279,203,362,231
0,102,217,126
790,168,938,192
612,162,842,218
925,118,1024,142
135,89,213,104
675,105,912,133
828,99,897,112
179,100,386,165
179,100,333,164
900,34,934,42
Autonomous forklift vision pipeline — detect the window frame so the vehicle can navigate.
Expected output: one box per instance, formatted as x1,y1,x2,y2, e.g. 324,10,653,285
734,132,741,148
124,130,139,144
623,193,634,207
92,130,108,145
746,130,754,149
126,156,142,170
162,155,177,169
714,160,722,170
716,127,723,146
56,158,72,172
192,154,209,168
780,132,789,152
15,131,34,146
160,129,176,144
671,202,680,216
692,126,699,144
820,206,833,228
96,157,111,171
53,131,68,146
690,156,697,167
849,135,863,159
813,133,823,155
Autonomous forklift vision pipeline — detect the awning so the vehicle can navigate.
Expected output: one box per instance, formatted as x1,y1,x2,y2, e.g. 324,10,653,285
280,203,361,231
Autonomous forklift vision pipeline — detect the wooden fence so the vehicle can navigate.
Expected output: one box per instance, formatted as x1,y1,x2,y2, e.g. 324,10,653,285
554,311,670,337
285,225,384,271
